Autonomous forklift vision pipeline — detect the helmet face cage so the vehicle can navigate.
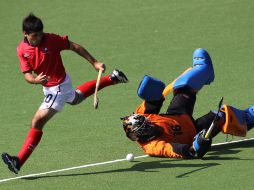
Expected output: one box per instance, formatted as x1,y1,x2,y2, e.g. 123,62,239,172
122,114,152,139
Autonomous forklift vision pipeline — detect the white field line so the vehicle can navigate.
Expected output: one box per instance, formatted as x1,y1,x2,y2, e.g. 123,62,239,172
211,137,254,147
0,138,253,184
0,155,148,183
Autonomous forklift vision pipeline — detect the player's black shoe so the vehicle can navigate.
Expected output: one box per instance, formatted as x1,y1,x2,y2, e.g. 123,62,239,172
110,70,129,83
2,152,20,174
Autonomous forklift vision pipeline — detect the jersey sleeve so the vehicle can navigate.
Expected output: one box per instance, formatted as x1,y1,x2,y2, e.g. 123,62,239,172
17,47,31,73
50,34,70,51
139,140,192,158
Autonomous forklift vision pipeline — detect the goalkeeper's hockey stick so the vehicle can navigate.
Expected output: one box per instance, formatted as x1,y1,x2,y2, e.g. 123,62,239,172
205,97,224,139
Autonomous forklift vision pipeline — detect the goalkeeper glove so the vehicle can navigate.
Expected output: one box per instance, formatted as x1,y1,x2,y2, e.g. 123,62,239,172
192,129,212,158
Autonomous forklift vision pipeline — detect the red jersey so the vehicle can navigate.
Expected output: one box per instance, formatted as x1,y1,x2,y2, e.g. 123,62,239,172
17,33,70,87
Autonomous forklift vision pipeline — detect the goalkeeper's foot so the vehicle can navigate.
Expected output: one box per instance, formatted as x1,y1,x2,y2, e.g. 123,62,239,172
245,106,254,130
193,48,212,66
2,152,20,174
110,70,129,83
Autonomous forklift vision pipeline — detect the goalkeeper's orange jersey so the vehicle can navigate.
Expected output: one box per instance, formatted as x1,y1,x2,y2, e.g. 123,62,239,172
135,102,196,158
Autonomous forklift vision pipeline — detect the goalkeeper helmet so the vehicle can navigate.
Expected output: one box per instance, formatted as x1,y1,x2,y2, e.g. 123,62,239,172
121,114,160,142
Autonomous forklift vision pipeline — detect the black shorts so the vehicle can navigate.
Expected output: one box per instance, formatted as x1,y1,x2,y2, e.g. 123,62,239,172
165,88,219,135
166,88,196,117
143,87,218,134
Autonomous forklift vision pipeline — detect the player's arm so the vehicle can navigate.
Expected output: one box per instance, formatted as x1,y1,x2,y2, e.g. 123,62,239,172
69,41,105,72
141,133,211,159
140,140,194,158
135,99,164,114
23,71,49,85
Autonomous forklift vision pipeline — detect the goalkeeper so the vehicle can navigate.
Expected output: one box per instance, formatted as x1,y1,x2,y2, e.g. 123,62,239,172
121,48,254,158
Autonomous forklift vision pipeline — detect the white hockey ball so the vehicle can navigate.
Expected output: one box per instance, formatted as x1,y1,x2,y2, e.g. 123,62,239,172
126,153,134,161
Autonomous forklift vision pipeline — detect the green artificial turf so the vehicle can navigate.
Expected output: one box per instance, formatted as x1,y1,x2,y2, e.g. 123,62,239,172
0,0,253,189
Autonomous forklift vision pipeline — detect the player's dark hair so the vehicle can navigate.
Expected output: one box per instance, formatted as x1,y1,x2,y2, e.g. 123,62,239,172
22,13,43,34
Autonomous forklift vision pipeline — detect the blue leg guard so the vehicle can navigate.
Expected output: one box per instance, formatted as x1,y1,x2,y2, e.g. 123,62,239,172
220,105,248,136
173,48,215,91
229,106,254,129
222,105,254,132
137,75,165,101
228,106,246,125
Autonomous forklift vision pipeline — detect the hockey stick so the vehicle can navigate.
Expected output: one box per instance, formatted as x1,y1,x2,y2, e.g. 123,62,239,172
93,69,103,109
205,97,224,139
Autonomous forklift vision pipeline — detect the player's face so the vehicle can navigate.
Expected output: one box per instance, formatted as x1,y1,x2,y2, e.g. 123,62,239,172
25,31,43,46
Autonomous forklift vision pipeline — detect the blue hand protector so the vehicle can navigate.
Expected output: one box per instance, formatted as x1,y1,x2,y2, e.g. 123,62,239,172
137,75,165,101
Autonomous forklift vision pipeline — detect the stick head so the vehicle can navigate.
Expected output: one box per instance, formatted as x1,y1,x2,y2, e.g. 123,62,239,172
94,97,99,109
218,97,224,109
